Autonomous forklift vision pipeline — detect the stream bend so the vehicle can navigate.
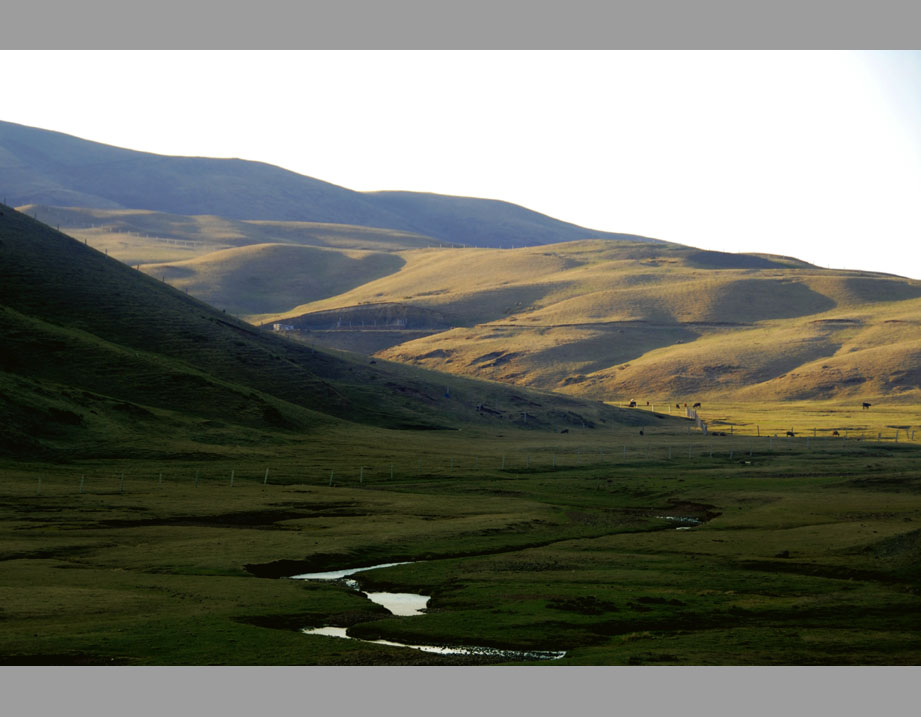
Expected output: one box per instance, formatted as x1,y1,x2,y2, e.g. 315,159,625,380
291,560,565,661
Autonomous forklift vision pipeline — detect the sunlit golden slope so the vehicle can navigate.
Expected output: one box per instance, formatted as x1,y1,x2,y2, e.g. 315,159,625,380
18,204,436,266
266,240,921,403
141,243,405,316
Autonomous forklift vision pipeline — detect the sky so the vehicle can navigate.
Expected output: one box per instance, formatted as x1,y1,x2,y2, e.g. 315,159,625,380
3,50,921,279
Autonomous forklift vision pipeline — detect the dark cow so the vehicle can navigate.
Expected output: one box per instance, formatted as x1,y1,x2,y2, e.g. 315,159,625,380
628,400,637,408
639,429,644,436
786,431,795,438
862,402,872,410
692,402,701,409
833,430,840,436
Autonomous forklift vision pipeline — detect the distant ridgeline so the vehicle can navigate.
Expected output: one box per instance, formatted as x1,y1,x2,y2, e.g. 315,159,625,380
0,119,659,250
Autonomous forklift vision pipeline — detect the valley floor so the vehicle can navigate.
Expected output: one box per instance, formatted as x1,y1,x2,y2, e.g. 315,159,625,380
3,406,921,666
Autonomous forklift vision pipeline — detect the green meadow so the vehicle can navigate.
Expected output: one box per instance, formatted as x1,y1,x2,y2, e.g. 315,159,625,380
4,409,921,666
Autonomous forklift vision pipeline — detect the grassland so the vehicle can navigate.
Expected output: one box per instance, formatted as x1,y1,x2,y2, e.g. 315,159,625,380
23,204,921,411
5,201,921,667
268,240,921,405
3,411,921,666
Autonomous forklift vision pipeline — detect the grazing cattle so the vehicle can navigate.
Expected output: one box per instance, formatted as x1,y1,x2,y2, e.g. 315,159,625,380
639,429,644,436
833,430,840,437
560,428,569,434
862,402,872,410
676,403,680,409
786,431,795,437
628,400,637,408
692,402,701,409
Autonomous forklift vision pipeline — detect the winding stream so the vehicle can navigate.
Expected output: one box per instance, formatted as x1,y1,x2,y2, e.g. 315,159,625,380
291,561,566,661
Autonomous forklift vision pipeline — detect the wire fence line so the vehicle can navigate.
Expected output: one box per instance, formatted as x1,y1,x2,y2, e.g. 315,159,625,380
3,433,917,496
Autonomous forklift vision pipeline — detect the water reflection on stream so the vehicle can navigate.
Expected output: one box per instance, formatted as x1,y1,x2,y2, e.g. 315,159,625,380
291,561,565,661
291,562,430,616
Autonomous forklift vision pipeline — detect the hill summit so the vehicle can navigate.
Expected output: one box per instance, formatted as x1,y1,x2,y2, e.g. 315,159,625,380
0,119,655,249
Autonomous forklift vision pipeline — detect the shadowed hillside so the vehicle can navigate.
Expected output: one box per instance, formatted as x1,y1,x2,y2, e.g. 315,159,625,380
0,205,657,459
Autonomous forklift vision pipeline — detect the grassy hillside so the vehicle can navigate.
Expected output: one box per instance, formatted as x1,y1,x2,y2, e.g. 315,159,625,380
0,120,410,226
264,240,921,404
366,190,657,248
140,243,406,316
17,204,439,265
1,120,654,249
0,204,658,460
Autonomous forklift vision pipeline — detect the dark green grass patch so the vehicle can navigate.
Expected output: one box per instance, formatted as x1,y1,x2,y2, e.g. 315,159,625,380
3,430,921,665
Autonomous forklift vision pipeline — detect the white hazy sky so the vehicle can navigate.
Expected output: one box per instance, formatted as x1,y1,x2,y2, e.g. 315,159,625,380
4,50,921,279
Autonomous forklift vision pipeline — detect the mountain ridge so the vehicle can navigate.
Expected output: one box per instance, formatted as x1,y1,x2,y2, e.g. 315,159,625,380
0,119,656,249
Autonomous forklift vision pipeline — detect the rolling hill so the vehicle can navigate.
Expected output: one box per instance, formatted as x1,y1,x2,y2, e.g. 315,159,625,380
259,240,921,404
7,119,920,409
1,119,655,249
14,204,443,267
0,204,656,460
